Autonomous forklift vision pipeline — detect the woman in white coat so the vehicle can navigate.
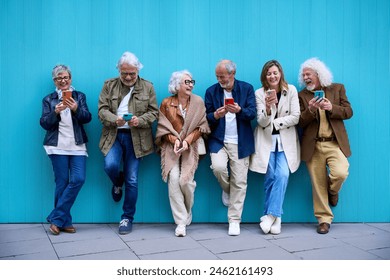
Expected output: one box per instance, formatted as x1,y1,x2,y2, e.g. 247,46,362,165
249,60,300,234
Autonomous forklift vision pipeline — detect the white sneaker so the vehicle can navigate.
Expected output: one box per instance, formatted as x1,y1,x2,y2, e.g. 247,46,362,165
259,214,276,234
175,224,186,237
228,222,240,236
270,217,282,235
222,191,230,207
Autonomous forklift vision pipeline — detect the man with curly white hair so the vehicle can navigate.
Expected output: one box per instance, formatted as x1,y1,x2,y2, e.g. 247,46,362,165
298,58,353,234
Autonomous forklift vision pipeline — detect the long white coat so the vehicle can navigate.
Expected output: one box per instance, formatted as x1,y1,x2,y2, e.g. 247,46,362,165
249,85,301,174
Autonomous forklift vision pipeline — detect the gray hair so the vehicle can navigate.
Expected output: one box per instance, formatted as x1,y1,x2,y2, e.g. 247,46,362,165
116,51,144,70
298,57,333,88
52,64,71,79
168,70,192,94
217,59,236,74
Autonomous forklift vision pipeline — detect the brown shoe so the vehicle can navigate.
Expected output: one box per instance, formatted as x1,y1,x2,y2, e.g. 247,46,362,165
49,224,60,235
328,191,339,207
61,226,76,233
317,222,330,234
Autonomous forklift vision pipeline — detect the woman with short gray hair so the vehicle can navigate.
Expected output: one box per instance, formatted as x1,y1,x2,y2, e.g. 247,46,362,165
156,70,210,237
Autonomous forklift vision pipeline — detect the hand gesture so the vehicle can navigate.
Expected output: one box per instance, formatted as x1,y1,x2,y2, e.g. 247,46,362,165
225,102,241,114
214,106,227,119
63,97,78,112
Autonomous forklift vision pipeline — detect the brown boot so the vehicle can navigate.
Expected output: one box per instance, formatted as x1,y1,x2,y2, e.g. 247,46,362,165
317,222,330,234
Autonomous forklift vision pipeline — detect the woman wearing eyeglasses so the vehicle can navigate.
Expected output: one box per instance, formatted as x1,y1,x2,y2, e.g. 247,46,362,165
155,70,210,237
40,64,92,235
249,60,300,235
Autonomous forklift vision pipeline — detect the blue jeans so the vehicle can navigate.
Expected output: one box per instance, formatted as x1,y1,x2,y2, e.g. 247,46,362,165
263,151,289,217
47,155,86,228
104,131,140,222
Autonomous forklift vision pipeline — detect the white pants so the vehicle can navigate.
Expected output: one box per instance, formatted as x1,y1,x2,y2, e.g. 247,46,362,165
168,161,196,225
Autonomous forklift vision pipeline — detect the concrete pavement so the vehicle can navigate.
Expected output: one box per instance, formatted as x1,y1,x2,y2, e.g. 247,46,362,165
1,223,390,260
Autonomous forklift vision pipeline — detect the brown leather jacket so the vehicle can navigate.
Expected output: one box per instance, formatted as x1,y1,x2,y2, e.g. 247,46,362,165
159,95,201,145
298,83,353,161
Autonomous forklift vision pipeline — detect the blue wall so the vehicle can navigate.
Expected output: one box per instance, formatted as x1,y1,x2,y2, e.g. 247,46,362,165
0,0,389,223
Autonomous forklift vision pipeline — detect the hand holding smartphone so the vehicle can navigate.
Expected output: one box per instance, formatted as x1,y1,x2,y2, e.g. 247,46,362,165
266,89,278,104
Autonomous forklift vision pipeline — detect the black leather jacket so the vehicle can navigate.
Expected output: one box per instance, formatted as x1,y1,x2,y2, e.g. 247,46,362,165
40,90,92,146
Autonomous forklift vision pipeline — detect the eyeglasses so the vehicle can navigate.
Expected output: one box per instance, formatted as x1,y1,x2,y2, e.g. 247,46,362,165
120,72,137,78
184,80,195,85
54,76,70,82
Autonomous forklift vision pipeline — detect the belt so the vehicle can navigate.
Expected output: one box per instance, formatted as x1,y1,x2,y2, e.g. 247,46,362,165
117,129,131,133
315,137,336,142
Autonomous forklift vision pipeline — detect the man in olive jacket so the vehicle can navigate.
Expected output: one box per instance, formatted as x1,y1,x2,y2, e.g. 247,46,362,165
98,51,158,234
298,58,353,235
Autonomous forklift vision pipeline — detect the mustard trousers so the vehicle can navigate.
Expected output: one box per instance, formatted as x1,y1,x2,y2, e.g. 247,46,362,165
306,140,349,224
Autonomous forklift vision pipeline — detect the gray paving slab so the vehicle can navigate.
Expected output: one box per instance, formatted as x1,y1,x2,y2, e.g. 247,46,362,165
325,223,390,239
53,236,130,258
46,224,116,243
116,223,174,242
128,236,202,255
182,223,229,240
1,223,389,260
0,224,41,231
0,238,54,259
0,224,46,243
62,249,139,260
217,245,301,260
339,232,390,251
140,247,219,260
294,244,382,260
1,250,59,260
199,235,270,254
369,247,390,259
269,234,345,253
368,223,390,233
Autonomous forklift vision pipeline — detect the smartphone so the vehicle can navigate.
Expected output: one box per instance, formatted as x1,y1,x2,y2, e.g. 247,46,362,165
123,113,133,121
314,90,324,100
62,90,72,102
266,89,278,104
224,97,234,105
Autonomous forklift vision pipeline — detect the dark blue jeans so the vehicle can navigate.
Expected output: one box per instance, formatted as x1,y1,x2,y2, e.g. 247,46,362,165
47,155,86,228
104,131,141,222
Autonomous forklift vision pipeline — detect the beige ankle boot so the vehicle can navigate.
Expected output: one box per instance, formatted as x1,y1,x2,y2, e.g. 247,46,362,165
270,217,281,235
259,214,276,234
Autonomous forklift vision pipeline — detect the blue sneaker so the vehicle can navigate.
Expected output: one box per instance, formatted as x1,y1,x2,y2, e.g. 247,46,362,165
111,171,124,202
118,219,132,235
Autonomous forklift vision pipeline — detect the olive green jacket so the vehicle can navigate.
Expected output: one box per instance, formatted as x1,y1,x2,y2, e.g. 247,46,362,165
98,77,158,157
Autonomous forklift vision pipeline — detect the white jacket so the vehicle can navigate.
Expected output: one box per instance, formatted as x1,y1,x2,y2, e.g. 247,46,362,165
249,84,301,174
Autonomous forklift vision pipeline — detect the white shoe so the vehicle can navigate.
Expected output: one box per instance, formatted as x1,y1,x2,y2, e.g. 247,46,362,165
228,222,240,236
222,191,230,207
175,224,186,237
270,217,282,235
259,214,276,234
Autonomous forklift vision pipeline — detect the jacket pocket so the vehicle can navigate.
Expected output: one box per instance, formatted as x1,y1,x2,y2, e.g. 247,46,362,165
133,95,149,115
